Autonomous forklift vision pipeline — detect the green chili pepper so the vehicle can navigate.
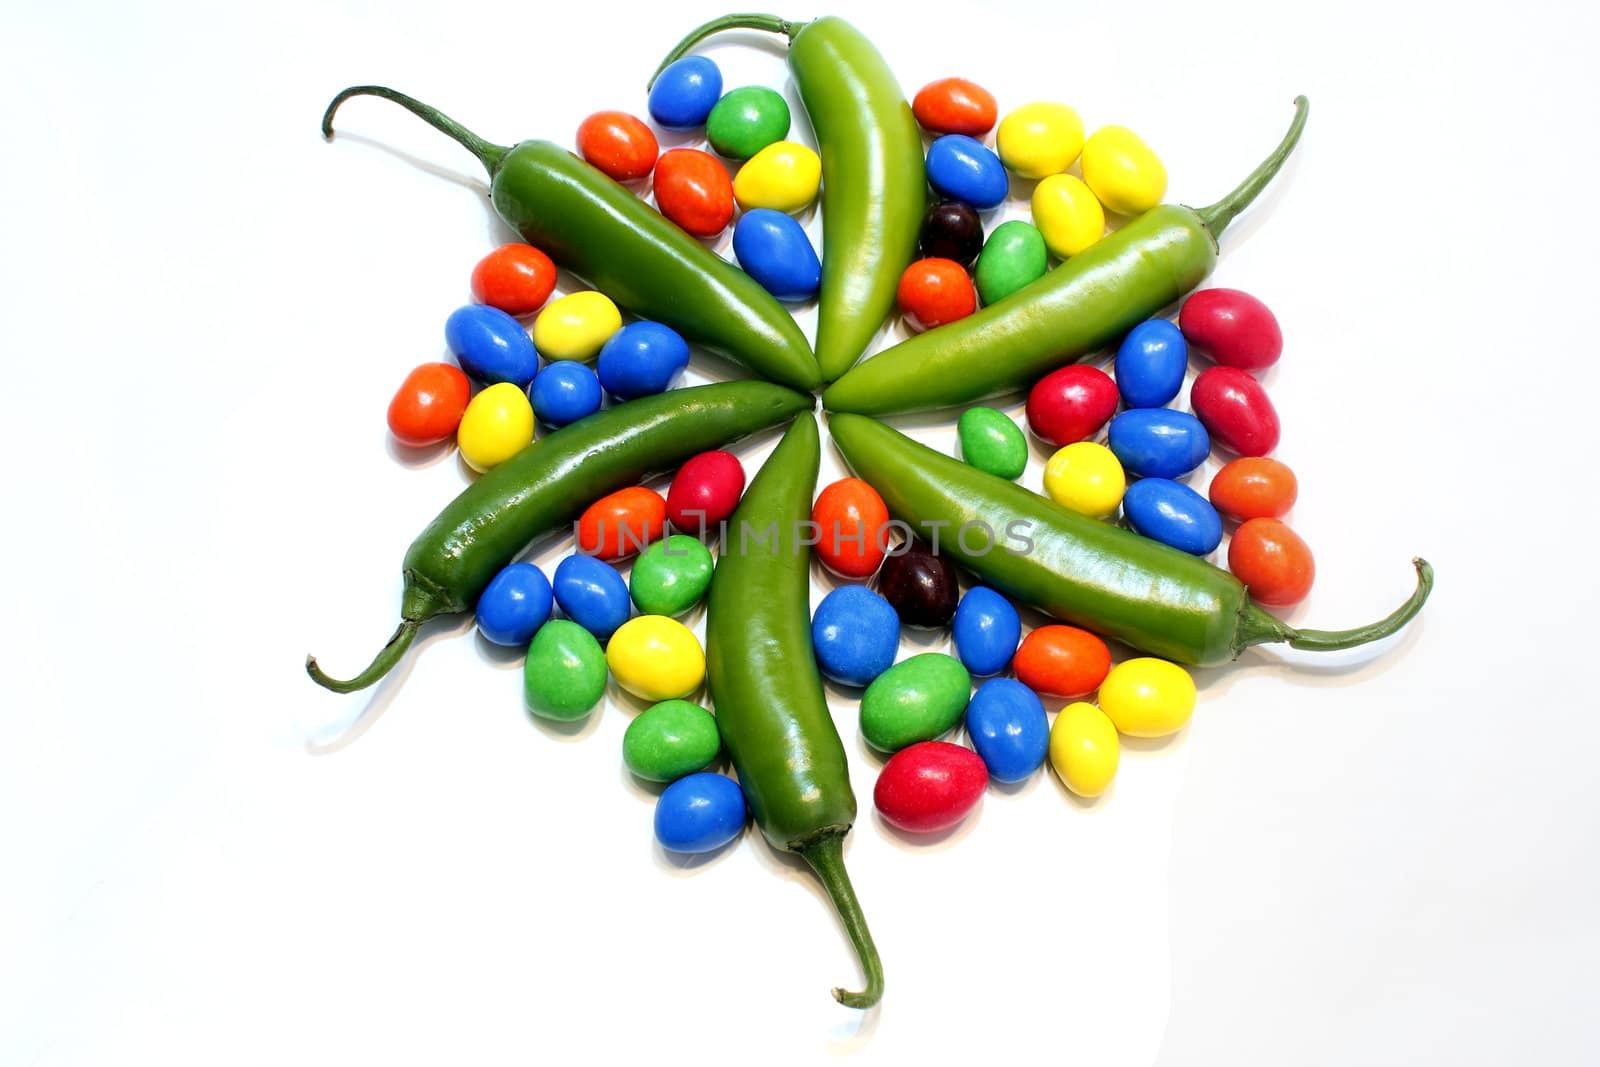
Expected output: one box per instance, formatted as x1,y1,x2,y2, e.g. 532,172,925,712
822,97,1310,416
651,15,924,383
321,86,819,391
829,414,1431,666
307,382,811,693
706,412,883,1008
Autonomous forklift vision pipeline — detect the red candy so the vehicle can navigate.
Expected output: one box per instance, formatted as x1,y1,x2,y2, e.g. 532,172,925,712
1179,288,1283,372
1026,364,1119,446
667,451,746,533
1191,366,1281,456
470,244,558,316
896,258,977,332
577,487,667,561
576,110,659,182
387,362,472,447
1209,457,1298,520
1012,625,1111,699
811,478,890,578
1229,518,1315,607
652,149,735,238
912,78,999,136
874,741,989,834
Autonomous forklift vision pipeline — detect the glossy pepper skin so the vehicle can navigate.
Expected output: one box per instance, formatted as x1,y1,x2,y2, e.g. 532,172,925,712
822,97,1310,416
828,414,1432,667
706,413,884,1008
652,16,924,382
321,87,819,392
307,383,812,692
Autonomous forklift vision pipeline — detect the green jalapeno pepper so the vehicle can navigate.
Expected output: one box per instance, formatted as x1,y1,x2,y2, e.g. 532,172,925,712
822,97,1309,416
652,15,924,382
706,412,883,1008
307,382,812,692
829,413,1431,665
321,87,820,391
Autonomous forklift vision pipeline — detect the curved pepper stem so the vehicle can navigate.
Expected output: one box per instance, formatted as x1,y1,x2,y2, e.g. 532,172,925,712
1237,558,1433,655
800,832,884,1009
647,14,807,89
321,85,508,177
1196,95,1310,239
306,619,420,694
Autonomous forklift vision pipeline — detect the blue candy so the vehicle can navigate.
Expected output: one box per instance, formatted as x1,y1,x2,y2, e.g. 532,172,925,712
951,586,1021,677
1122,478,1223,555
596,321,690,401
1115,319,1189,409
1107,408,1211,479
444,304,540,388
732,208,821,302
475,562,554,647
552,553,631,640
528,360,602,427
925,135,1008,210
811,585,900,687
648,56,723,130
654,772,747,853
964,678,1049,783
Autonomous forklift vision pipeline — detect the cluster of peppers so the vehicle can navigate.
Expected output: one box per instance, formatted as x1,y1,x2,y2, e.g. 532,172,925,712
307,14,1432,1011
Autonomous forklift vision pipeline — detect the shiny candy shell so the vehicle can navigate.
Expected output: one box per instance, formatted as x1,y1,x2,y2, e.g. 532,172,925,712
874,741,988,834
606,615,706,702
1081,126,1167,216
1027,364,1118,447
1013,625,1111,699
732,208,821,302
470,244,558,316
1049,702,1120,798
575,111,659,182
706,85,791,160
445,304,540,387
919,201,984,267
648,56,723,130
577,486,667,561
653,148,735,237
523,620,607,721
654,772,746,853
1190,366,1281,456
623,700,721,783
1122,478,1223,556
1098,658,1196,738
1208,457,1298,520
951,586,1021,677
912,77,998,136
628,535,714,616
456,382,535,473
596,321,690,401
974,220,1048,306
965,678,1049,783
925,135,1008,210
1107,408,1210,479
875,541,959,628
552,553,630,640
733,141,821,214
532,291,622,362
957,407,1027,480
860,653,972,752
527,360,603,428
667,450,745,533
1115,319,1188,409
1032,174,1105,259
1042,441,1126,518
811,585,900,687
996,101,1085,179
812,478,890,579
475,562,554,647
1179,288,1283,371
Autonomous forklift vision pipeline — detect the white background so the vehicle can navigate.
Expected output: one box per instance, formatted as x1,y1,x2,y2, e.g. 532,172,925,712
4,0,1598,1063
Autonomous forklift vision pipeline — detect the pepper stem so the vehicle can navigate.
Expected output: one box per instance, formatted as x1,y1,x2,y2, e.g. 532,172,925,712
799,832,884,1009
306,619,420,694
647,14,807,90
1285,558,1434,651
321,86,508,176
1197,95,1310,239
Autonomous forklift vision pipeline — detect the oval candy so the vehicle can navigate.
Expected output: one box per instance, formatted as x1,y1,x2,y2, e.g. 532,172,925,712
648,56,723,130
951,586,1022,677
552,553,630,640
523,619,608,721
1107,408,1211,479
445,304,540,387
471,244,558,316
812,478,890,579
606,615,706,702
1208,457,1298,520
476,562,554,647
874,741,988,834
629,534,714,616
1027,364,1119,447
732,208,821,302
532,291,622,362
577,486,668,561
1098,658,1196,738
975,220,1048,306
654,772,746,853
1032,174,1105,259
528,360,603,428
875,540,959,628
706,85,791,160
860,653,972,752
1179,288,1283,371
733,141,821,214
667,450,746,534
1081,126,1167,216
919,201,984,267
996,101,1085,179
623,699,721,783
1049,701,1120,798
965,677,1049,783
654,148,736,237
811,585,901,688
387,362,471,447
1191,366,1281,456
1043,441,1126,519
912,77,998,136
1123,478,1224,556
1013,625,1111,699
456,381,535,472
596,320,690,401
925,135,1008,210
1115,319,1188,409
576,111,659,182
957,407,1027,480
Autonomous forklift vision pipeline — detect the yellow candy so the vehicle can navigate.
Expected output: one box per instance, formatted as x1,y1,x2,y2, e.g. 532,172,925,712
456,381,534,472
1049,701,1120,798
1081,126,1167,216
1031,174,1105,259
1043,441,1125,518
733,141,821,213
996,101,1084,180
605,615,706,702
1098,658,1195,738
532,291,622,361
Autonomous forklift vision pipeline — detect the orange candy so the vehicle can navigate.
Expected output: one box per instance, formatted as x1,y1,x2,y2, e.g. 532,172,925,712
811,478,890,578
470,244,558,316
897,258,977,332
912,77,998,136
1209,457,1298,520
1013,625,1111,699
652,149,735,238
577,487,667,561
1228,518,1315,607
576,110,659,182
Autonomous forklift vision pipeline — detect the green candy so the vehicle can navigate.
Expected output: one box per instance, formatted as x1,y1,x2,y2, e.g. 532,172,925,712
629,534,714,616
975,220,1049,307
956,407,1028,481
623,699,721,782
523,620,607,721
706,86,791,161
859,653,972,752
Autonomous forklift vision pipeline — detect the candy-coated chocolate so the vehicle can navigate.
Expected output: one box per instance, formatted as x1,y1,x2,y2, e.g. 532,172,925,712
897,257,976,332
1114,319,1188,409
577,486,667,561
1107,408,1211,479
1026,364,1118,447
1179,288,1282,371
475,562,553,647
811,585,900,687
1208,457,1298,520
706,85,791,160
965,677,1049,782
606,614,706,701
873,741,987,833
1098,658,1195,737
667,450,746,533
624,700,721,783
523,619,607,721
912,77,998,136
1081,126,1167,215
1032,173,1105,259
732,208,821,302
388,362,471,447
956,407,1027,480
1013,625,1111,699
653,148,735,237
1123,478,1224,556
654,772,746,852
951,586,1022,677
996,101,1085,179
812,478,890,578
875,540,959,628
918,201,984,267
860,653,972,752
552,553,630,640
575,111,659,182
629,534,714,616
974,220,1048,306
733,141,821,214
1048,701,1120,797
471,243,558,315
925,135,1008,210
445,304,540,387
1042,441,1126,519
1191,366,1280,456
456,382,535,472
1228,518,1314,606
527,360,602,427
597,320,690,401
648,55,723,130
532,291,623,362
